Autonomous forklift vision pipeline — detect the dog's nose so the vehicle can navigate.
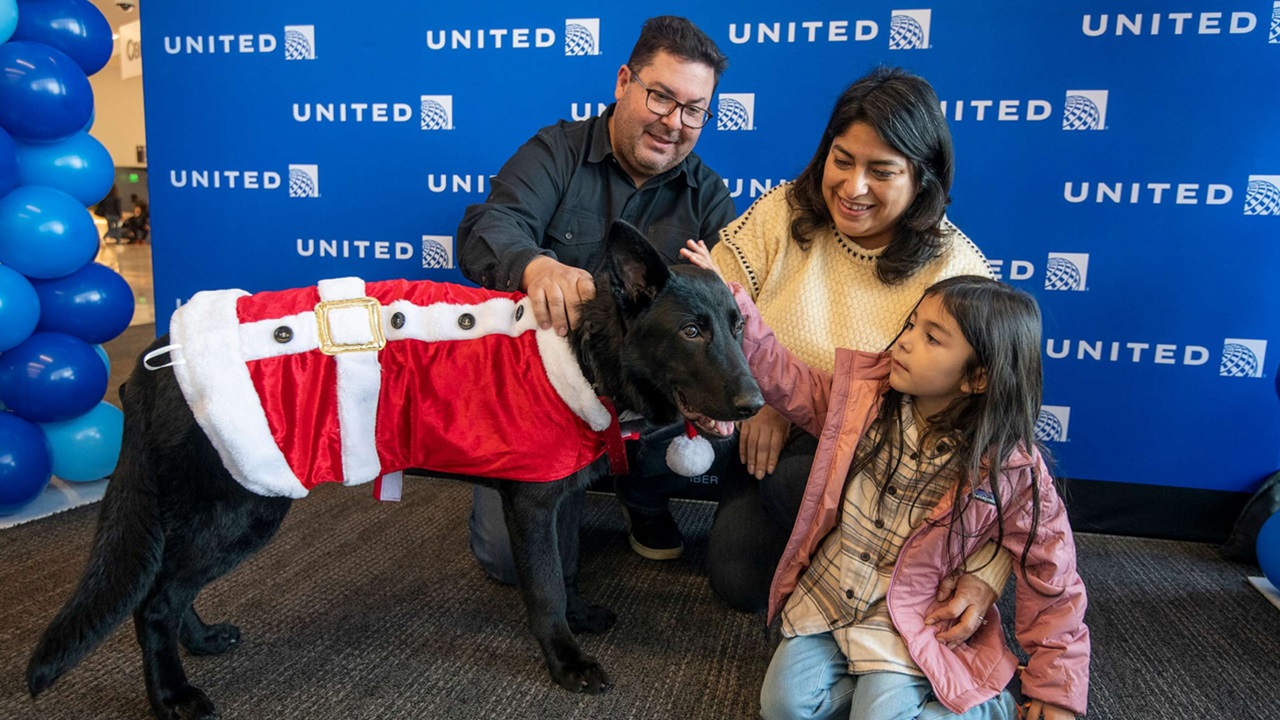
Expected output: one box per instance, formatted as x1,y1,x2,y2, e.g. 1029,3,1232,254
734,391,765,419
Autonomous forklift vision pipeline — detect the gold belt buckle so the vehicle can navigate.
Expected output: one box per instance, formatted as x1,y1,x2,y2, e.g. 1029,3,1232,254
314,297,386,355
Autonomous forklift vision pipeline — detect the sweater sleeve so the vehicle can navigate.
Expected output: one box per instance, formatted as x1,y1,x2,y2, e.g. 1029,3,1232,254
732,282,833,437
713,186,790,300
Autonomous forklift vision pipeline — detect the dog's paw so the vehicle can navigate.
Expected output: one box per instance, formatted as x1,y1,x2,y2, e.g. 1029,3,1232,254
550,657,612,695
160,683,217,720
182,622,241,656
567,604,617,635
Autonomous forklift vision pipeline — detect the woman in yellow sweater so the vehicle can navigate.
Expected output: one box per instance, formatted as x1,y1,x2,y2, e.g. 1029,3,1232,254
706,67,1007,624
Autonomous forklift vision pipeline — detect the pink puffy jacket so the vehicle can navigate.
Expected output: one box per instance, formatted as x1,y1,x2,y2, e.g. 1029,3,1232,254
733,285,1090,716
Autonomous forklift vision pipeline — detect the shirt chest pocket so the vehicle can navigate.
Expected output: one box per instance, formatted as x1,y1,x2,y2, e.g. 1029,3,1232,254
545,208,606,269
645,223,702,264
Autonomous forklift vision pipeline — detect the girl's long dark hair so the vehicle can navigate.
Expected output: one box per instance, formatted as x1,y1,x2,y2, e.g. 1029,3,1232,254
851,275,1051,587
787,66,954,285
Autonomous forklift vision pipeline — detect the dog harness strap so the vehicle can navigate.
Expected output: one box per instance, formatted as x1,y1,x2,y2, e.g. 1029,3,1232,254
317,278,385,487
598,397,629,477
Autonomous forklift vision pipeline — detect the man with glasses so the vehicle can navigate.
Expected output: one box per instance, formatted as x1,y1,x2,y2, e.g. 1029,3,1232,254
458,16,735,583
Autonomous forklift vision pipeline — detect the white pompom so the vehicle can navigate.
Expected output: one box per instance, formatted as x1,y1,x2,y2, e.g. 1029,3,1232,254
666,432,714,477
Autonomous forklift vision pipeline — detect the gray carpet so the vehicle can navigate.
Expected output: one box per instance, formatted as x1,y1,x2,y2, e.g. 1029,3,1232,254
2,478,1279,719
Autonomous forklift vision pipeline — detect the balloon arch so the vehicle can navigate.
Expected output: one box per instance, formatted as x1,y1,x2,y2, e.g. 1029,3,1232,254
0,0,131,515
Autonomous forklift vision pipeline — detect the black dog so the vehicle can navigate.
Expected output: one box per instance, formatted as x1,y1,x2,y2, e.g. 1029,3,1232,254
26,221,763,719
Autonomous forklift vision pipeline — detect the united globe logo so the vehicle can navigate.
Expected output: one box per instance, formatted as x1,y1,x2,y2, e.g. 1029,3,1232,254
283,25,316,60
1219,339,1267,378
420,95,454,131
1062,90,1108,131
1035,406,1070,443
287,164,319,198
718,93,755,131
1271,2,1279,43
422,235,455,269
889,9,931,50
565,18,600,56
1044,253,1089,292
1243,175,1280,215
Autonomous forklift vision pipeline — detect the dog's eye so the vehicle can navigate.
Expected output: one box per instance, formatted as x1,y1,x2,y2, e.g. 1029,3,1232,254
733,318,745,336
681,323,701,339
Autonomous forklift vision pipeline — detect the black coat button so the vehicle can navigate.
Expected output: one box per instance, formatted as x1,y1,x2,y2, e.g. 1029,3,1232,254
273,326,293,343
845,589,854,599
886,485,897,496
391,312,405,329
458,313,475,330
515,305,524,321
874,519,885,529
860,552,871,562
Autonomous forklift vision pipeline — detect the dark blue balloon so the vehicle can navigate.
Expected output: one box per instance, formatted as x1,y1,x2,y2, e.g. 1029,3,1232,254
1260,512,1280,589
0,331,107,422
16,131,115,206
0,185,100,279
0,264,41,351
13,0,113,76
0,411,53,514
0,126,16,198
0,41,94,142
31,262,135,343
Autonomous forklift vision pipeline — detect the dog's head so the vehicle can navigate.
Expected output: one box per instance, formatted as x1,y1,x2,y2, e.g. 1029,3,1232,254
593,221,763,436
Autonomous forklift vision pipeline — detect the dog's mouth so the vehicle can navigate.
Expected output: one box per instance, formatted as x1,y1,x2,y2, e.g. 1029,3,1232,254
675,391,735,439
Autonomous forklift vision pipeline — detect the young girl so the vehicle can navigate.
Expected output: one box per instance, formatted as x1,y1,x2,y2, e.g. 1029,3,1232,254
683,241,1090,720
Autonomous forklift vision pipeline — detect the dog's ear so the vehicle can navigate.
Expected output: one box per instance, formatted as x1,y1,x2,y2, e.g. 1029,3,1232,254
606,220,669,313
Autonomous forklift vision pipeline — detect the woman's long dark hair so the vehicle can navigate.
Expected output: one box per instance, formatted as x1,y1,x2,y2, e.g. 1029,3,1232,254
851,276,1052,587
788,66,954,285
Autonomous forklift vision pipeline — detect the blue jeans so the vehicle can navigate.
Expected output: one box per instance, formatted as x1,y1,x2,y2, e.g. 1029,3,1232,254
760,633,1018,720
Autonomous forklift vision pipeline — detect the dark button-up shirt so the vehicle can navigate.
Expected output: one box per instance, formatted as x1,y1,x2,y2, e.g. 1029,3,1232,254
457,105,736,290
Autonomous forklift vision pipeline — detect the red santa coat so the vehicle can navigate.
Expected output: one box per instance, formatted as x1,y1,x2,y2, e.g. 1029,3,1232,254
166,276,615,499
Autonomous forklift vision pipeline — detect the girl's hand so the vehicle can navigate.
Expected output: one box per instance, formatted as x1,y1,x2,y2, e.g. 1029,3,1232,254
738,405,790,479
680,239,725,281
1026,700,1076,720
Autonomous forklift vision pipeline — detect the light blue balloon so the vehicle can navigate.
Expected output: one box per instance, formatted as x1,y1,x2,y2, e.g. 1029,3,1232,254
40,400,122,481
0,0,16,45
0,185,99,279
0,263,41,351
16,132,115,206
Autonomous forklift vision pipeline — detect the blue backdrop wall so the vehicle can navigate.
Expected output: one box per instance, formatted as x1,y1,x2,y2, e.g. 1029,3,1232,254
139,1,1280,537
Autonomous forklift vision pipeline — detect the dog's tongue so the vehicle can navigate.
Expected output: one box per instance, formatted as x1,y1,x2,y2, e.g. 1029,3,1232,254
713,419,734,437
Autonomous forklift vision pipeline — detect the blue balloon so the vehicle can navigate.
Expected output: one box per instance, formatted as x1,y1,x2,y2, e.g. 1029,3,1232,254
31,261,134,343
16,132,115,206
0,331,107,422
0,41,94,142
1260,511,1280,589
0,126,16,198
0,0,16,44
0,411,53,514
40,399,121,481
0,185,100,279
12,0,113,76
0,264,41,351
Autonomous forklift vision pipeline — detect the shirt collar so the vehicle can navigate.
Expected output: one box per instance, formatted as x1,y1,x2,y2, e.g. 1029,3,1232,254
588,104,699,188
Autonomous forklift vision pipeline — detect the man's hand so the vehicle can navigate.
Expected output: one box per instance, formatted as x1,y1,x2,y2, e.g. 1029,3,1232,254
1026,700,1076,720
521,256,596,336
739,405,790,479
924,572,999,649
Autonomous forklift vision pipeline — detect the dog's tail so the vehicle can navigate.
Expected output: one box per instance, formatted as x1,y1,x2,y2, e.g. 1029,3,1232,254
26,385,164,696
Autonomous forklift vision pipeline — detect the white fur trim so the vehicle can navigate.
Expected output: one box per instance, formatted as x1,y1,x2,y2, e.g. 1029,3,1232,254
170,290,308,498
665,433,715,477
535,328,611,432
318,278,383,486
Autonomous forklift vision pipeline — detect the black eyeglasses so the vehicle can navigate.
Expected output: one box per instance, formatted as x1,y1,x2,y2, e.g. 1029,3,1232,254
628,68,714,129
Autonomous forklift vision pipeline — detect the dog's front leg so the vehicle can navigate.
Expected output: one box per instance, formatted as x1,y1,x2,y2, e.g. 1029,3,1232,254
557,487,617,635
499,482,611,694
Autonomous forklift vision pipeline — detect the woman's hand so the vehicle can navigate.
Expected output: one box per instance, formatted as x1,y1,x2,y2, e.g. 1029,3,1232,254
738,405,790,479
680,239,725,282
1026,700,1076,720
924,572,999,649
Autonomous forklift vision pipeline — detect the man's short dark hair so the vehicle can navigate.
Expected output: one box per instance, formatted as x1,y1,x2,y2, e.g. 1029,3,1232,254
628,16,728,85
